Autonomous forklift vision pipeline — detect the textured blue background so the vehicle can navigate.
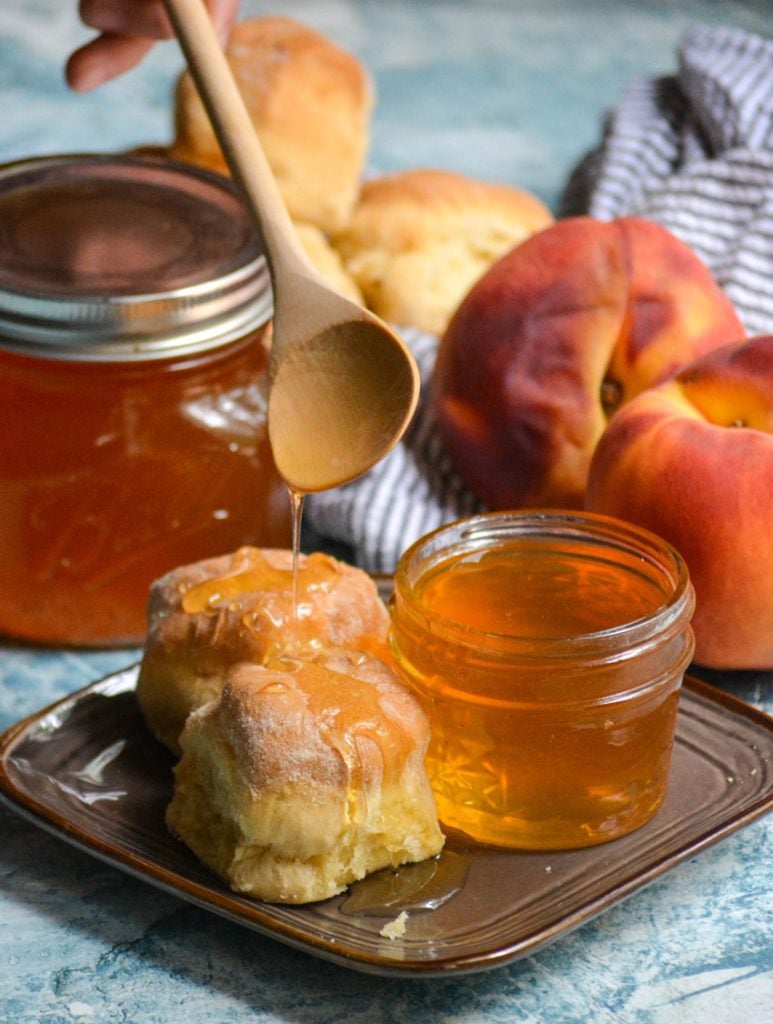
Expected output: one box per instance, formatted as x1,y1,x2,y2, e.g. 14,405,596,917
1,1,771,1021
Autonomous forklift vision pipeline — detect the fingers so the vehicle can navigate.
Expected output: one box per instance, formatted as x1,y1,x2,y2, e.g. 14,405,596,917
66,32,157,92
77,0,174,41
66,0,172,92
65,0,241,91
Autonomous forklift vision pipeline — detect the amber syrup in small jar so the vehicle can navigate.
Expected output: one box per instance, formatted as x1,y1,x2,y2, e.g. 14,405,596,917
389,511,696,850
0,155,291,646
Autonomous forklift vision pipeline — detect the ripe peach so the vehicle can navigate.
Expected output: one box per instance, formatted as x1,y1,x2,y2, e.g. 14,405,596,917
586,336,773,669
433,216,745,509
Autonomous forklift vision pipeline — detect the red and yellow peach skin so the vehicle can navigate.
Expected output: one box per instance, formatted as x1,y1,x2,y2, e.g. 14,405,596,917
433,216,745,509
586,336,773,669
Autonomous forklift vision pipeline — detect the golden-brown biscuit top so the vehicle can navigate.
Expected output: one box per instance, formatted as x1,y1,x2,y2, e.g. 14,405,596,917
219,651,431,792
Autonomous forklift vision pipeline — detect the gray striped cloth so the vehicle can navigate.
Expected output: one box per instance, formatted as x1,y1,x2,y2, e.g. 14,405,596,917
306,23,773,574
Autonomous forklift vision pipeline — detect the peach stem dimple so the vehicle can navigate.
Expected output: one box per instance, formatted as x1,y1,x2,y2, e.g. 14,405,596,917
600,378,623,417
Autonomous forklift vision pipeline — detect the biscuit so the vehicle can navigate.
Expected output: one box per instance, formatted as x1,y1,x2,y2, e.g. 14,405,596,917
136,547,389,754
168,16,373,235
293,221,363,303
166,650,445,903
335,168,553,334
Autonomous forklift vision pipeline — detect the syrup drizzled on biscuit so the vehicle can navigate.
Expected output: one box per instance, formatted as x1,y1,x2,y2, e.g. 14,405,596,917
177,482,393,669
180,544,340,656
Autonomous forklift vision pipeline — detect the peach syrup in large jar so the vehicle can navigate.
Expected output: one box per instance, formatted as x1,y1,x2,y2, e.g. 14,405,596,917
389,511,696,850
0,155,291,646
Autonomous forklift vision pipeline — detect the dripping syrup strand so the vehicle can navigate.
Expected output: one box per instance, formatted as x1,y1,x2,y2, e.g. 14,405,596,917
289,487,305,646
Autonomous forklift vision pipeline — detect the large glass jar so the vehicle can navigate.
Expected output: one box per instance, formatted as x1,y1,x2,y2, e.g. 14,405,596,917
0,155,291,646
389,511,696,850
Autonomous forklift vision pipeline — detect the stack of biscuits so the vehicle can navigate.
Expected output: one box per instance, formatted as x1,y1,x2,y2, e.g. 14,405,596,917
162,15,553,335
137,547,445,904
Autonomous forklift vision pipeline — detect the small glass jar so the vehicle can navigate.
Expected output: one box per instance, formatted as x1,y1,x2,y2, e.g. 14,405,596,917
389,511,696,850
0,154,291,647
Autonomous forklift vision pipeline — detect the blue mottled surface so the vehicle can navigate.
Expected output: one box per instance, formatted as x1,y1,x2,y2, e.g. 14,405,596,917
1,1,771,1021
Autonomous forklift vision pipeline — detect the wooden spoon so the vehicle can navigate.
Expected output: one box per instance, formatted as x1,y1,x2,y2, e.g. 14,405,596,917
162,0,420,492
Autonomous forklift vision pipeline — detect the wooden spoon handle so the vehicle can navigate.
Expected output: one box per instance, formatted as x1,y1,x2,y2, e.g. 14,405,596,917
161,0,309,280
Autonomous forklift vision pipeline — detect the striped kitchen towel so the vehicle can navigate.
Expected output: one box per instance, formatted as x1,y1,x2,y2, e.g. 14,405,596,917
560,22,773,335
306,23,773,573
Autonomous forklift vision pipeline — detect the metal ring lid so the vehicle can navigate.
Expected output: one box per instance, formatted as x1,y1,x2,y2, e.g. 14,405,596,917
0,154,273,361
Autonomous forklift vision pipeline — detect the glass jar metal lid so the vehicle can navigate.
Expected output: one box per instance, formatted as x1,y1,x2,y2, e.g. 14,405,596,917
0,154,273,361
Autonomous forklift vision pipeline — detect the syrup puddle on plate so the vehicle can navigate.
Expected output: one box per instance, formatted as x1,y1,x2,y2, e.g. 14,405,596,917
339,849,470,917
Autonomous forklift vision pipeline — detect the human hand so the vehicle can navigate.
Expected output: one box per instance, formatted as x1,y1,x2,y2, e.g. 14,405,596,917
66,0,239,91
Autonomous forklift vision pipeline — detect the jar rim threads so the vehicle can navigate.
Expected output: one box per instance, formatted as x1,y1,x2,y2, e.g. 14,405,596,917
393,509,695,663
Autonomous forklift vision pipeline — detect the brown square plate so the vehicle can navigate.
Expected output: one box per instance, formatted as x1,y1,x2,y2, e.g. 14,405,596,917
0,667,770,976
